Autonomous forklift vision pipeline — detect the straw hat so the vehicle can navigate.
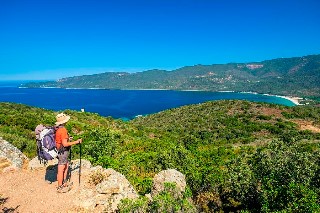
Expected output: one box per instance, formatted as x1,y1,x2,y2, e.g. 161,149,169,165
55,113,70,125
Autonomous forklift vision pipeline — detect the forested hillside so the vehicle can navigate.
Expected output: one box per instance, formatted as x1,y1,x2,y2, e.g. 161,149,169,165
0,101,319,212
23,54,320,100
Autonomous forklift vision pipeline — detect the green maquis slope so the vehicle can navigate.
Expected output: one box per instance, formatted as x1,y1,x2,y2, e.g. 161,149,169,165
130,100,320,212
23,54,320,99
131,100,320,147
1,101,319,212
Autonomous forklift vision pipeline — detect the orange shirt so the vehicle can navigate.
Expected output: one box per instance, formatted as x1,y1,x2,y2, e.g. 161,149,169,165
55,127,68,150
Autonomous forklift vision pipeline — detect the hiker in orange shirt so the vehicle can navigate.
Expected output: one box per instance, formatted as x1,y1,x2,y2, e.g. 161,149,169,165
55,113,82,193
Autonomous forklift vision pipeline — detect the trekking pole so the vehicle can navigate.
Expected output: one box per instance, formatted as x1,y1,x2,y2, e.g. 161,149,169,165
79,141,82,186
69,146,72,181
68,136,73,182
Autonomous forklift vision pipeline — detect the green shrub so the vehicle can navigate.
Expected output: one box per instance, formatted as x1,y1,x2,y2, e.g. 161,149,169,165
252,140,320,212
220,154,259,212
118,196,149,213
118,183,196,213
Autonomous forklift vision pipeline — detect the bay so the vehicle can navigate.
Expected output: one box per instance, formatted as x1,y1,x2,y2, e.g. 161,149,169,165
0,81,295,120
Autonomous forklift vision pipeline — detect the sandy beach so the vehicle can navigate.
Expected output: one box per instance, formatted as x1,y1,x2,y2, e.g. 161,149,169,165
261,94,303,105
274,95,303,105
235,91,303,106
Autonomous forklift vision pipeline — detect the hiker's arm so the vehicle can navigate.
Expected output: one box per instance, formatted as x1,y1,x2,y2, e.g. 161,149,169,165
61,138,82,147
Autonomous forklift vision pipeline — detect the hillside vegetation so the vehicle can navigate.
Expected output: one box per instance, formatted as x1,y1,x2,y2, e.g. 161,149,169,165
0,101,319,212
23,54,320,100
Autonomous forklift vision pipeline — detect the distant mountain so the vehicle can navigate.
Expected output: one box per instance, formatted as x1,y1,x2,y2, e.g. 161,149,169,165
23,54,320,98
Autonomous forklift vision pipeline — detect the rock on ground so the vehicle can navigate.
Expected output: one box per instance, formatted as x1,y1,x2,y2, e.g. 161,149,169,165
0,137,28,172
74,167,139,212
151,169,186,196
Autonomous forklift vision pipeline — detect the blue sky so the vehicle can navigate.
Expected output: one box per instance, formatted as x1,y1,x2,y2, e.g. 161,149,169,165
0,0,319,80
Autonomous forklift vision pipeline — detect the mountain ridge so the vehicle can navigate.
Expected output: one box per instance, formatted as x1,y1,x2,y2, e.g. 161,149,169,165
23,54,320,99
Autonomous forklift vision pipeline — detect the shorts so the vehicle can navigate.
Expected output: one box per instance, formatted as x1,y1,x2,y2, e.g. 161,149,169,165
58,150,69,165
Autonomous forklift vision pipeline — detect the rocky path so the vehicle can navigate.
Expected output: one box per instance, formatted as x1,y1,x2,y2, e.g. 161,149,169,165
0,157,144,213
0,166,81,213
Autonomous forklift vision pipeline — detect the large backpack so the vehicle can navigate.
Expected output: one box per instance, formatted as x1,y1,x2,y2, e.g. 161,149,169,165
35,124,58,164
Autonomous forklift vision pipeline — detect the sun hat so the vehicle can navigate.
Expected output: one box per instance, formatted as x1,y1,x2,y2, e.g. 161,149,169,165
55,113,70,125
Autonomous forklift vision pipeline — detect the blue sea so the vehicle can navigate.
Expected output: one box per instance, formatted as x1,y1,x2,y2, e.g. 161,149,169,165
0,80,296,120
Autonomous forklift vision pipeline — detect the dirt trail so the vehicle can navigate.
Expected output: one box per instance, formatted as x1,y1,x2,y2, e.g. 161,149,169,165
0,167,81,213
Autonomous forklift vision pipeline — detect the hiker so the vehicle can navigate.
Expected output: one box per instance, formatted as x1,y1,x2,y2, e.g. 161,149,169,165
55,113,82,193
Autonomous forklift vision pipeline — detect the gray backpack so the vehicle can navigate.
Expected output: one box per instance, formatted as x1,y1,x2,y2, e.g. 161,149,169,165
35,124,58,163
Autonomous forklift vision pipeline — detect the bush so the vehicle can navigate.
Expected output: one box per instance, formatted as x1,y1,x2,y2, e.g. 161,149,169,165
82,127,122,164
118,196,149,213
252,140,320,212
220,154,259,212
118,183,197,213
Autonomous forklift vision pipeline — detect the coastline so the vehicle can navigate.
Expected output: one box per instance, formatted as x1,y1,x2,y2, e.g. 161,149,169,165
236,91,303,106
264,94,303,106
17,85,304,106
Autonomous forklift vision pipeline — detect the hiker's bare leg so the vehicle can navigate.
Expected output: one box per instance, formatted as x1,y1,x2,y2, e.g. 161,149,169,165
57,164,66,186
63,162,69,182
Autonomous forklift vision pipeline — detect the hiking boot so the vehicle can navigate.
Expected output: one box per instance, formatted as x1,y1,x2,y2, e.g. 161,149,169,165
63,181,73,188
56,185,71,193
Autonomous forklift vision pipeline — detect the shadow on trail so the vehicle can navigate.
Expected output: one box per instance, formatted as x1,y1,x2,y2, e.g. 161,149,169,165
45,162,78,183
2,206,20,213
1,196,20,213
0,197,8,205
45,165,57,183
